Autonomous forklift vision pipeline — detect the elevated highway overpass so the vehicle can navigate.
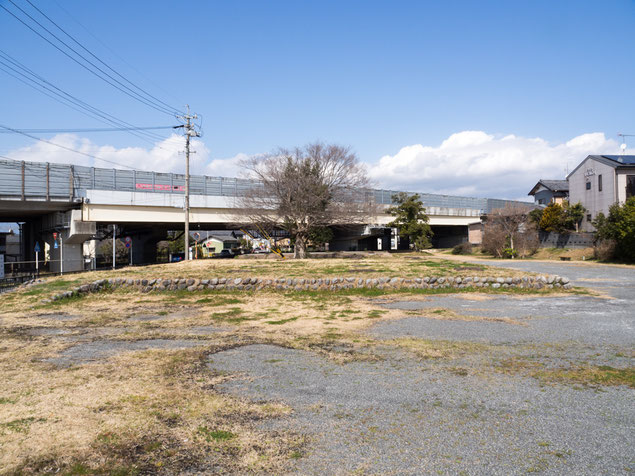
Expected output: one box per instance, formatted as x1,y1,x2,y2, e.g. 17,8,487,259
0,158,527,272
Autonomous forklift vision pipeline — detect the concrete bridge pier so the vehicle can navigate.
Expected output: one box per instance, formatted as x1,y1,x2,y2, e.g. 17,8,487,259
129,229,166,265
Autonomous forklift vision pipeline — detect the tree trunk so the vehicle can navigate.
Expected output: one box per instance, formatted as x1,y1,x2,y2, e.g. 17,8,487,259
294,234,308,259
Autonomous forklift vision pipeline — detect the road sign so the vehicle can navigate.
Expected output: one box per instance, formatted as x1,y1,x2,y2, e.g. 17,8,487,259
54,241,58,249
53,232,58,240
124,236,131,248
34,242,41,253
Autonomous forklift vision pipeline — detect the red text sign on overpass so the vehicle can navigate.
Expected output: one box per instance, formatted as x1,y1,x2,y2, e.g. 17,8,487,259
135,183,185,192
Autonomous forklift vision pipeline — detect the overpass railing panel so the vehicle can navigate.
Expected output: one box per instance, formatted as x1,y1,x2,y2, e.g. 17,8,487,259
1,159,532,213
0,159,23,197
23,162,47,198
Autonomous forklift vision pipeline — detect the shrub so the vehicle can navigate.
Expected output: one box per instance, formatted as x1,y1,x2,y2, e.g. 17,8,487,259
452,242,473,255
593,239,616,261
501,247,518,259
592,197,635,262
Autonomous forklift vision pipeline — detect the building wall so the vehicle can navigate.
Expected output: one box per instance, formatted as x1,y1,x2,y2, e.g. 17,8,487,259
568,157,616,231
615,170,635,203
533,189,554,205
468,223,483,244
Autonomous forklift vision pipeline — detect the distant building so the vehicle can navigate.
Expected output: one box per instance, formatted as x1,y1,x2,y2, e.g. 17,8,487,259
567,155,635,231
0,230,20,262
528,180,569,206
199,231,243,256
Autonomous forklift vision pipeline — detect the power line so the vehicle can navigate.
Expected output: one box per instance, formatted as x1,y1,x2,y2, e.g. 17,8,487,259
50,0,184,107
0,57,171,145
0,49,179,146
0,124,136,169
1,1,178,117
23,0,184,116
0,126,178,134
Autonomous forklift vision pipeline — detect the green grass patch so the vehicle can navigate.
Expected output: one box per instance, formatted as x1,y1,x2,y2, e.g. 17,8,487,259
265,317,299,325
210,307,250,324
197,426,236,442
0,416,45,433
196,296,243,305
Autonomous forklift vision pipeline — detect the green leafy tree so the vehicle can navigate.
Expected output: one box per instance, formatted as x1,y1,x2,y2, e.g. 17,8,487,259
308,226,333,249
592,197,635,262
387,192,433,250
538,201,586,233
539,203,566,232
563,201,586,232
528,208,544,227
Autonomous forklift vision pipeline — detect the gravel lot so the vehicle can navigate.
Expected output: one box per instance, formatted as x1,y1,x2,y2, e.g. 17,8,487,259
209,261,635,475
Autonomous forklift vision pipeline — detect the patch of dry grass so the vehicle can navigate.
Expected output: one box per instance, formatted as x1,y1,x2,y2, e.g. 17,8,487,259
496,358,635,388
0,334,303,475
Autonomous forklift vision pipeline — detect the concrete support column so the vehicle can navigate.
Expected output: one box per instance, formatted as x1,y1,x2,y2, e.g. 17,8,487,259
129,231,164,265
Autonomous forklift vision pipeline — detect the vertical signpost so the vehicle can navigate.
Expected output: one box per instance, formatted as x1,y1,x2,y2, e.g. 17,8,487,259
53,232,63,275
124,236,132,265
34,242,40,275
60,234,64,275
112,224,116,270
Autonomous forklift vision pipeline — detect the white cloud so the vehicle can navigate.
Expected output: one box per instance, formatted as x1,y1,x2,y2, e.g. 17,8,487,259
205,152,250,178
369,131,629,200
6,130,632,201
6,133,211,175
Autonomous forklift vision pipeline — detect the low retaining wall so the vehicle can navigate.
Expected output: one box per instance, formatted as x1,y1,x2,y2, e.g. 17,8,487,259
44,274,573,302
539,232,594,249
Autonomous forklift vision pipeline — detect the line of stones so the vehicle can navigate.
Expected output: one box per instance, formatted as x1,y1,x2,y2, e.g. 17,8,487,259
46,274,572,302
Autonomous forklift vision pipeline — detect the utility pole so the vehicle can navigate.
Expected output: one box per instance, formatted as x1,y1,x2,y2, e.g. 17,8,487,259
112,224,116,270
177,105,200,260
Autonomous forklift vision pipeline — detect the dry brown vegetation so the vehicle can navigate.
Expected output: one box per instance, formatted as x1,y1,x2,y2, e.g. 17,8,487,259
0,255,618,474
30,252,531,286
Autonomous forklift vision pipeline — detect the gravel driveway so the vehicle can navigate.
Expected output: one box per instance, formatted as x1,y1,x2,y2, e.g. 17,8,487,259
209,261,635,475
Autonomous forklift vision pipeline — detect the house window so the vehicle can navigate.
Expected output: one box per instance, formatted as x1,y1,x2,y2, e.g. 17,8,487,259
598,174,602,192
586,181,591,190
627,175,635,199
538,198,545,205
586,214,592,222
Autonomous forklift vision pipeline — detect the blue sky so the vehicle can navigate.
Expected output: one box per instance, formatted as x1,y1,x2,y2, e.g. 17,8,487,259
1,0,634,200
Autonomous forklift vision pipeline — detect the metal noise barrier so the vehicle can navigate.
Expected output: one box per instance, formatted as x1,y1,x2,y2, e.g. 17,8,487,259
0,158,529,214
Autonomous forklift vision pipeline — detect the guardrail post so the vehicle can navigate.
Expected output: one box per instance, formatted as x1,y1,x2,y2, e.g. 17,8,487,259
21,161,25,200
46,163,50,200
69,166,74,201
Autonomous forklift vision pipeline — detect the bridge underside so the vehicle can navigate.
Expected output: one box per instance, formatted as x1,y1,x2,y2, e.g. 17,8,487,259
2,198,478,275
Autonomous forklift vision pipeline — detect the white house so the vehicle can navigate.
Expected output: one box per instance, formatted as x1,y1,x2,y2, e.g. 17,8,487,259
567,155,635,231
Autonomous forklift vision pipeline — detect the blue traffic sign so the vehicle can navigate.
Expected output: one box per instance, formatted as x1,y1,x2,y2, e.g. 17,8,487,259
54,241,58,249
34,242,41,253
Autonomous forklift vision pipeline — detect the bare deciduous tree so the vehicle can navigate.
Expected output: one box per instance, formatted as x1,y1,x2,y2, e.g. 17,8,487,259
239,142,375,258
482,204,538,258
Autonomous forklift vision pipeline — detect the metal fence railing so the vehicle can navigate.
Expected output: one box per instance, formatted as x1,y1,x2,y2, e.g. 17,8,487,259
0,158,529,214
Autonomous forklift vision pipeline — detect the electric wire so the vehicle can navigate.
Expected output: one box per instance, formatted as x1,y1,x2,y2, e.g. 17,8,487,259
50,0,184,107
1,1,178,116
23,0,184,116
0,126,178,134
0,124,136,169
0,50,169,143
0,51,185,152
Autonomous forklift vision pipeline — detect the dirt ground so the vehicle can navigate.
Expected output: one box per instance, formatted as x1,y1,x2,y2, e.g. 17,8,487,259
0,255,631,475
